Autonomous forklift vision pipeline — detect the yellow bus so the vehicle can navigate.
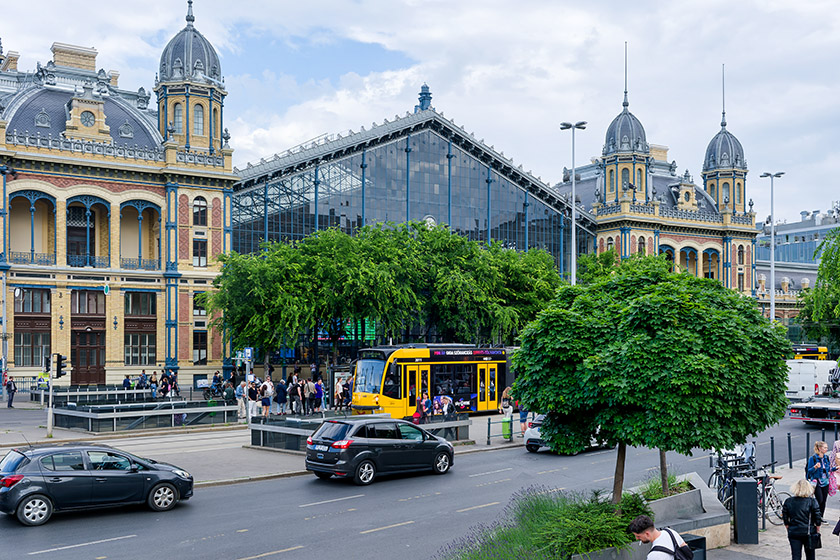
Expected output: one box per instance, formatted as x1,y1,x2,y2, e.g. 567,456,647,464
792,345,829,360
351,345,509,419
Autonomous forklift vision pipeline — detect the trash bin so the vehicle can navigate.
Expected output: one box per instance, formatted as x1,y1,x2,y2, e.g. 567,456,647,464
682,534,706,560
502,417,512,439
733,477,759,544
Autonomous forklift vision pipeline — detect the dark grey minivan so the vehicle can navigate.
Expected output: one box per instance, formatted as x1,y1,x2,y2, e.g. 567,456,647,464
0,443,193,526
305,417,454,485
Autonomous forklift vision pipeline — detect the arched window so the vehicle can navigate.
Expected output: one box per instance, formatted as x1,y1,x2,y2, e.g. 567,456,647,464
722,182,730,203
173,103,183,134
213,108,219,140
608,170,615,192
606,237,615,251
621,168,630,187
738,245,745,265
193,196,207,226
637,169,643,191
193,104,204,136
735,183,742,204
638,236,646,255
710,183,717,198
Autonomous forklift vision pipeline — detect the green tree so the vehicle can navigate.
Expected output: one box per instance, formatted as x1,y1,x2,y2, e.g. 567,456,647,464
798,228,840,354
513,256,790,501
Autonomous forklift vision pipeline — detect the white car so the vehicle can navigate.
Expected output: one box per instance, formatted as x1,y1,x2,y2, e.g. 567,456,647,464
524,414,610,453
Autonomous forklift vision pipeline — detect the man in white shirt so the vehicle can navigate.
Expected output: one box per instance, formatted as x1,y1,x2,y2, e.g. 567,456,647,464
629,515,688,560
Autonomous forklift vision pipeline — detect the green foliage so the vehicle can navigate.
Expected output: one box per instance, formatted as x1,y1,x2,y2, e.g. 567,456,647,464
637,472,691,501
576,249,619,285
512,255,791,489
616,492,654,530
204,221,562,356
437,488,638,560
798,228,840,354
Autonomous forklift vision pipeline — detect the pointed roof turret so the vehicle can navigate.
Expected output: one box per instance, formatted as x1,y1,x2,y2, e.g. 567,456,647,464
703,64,746,172
603,43,648,157
186,0,195,26
158,0,222,83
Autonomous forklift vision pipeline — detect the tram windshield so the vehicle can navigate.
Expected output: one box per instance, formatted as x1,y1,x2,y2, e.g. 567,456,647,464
355,359,386,394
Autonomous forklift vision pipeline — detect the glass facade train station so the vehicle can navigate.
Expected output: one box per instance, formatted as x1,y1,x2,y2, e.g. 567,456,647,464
232,96,594,272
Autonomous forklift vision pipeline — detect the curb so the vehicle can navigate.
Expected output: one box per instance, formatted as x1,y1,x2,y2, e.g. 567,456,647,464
0,423,248,449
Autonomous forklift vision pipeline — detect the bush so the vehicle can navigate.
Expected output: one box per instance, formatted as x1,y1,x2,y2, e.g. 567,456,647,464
617,492,654,531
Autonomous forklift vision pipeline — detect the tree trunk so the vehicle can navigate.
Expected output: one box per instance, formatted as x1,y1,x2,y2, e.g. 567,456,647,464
612,442,627,504
659,449,669,496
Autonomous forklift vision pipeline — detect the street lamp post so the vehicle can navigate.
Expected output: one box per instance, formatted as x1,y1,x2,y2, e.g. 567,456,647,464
760,171,784,321
560,121,587,286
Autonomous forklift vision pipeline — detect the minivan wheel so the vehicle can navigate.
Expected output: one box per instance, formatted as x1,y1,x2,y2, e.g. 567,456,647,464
433,452,451,474
17,494,53,526
147,483,178,512
354,460,376,485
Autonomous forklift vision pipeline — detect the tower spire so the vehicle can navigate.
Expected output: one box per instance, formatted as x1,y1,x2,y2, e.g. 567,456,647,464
186,0,195,26
623,42,629,108
721,63,727,128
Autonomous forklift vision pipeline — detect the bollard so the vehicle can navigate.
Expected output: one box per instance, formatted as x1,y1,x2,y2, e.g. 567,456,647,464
788,433,793,469
487,417,491,445
835,424,838,443
822,428,826,442
709,454,714,468
806,433,810,460
770,436,775,473
761,474,768,531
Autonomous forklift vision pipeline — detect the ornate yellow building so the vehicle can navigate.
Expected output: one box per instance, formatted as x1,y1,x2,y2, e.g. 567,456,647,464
558,83,758,293
0,2,235,386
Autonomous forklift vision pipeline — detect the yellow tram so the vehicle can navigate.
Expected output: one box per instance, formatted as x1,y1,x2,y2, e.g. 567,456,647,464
351,345,509,419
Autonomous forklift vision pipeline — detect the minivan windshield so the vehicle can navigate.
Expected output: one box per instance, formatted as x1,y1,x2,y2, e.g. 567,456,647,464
314,421,353,442
355,359,386,394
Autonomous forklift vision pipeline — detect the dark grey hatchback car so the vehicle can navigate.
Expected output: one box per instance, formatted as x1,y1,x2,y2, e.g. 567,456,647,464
305,417,454,485
0,443,193,526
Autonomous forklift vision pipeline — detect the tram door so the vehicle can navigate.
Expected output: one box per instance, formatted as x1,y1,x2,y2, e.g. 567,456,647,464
405,365,418,416
477,364,490,411
488,365,498,407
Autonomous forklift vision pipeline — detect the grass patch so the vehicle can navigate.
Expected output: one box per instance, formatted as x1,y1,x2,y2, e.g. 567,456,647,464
638,470,692,501
436,488,654,560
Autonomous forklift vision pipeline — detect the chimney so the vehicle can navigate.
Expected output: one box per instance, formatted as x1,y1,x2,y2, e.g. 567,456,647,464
108,70,119,88
1,50,20,72
51,42,97,72
800,211,810,221
813,210,822,226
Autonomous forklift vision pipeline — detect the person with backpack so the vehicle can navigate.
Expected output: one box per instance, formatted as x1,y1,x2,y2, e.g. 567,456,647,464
806,440,835,516
274,379,287,415
629,515,693,560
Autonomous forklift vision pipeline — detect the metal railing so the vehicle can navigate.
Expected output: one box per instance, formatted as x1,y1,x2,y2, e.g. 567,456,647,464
486,416,515,445
9,251,56,265
67,254,111,268
53,400,238,432
120,257,161,270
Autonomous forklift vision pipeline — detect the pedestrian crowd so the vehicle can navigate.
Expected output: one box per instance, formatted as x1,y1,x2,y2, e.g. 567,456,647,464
125,369,181,399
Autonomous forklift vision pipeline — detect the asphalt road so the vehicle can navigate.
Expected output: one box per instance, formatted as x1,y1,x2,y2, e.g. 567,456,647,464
1,415,831,560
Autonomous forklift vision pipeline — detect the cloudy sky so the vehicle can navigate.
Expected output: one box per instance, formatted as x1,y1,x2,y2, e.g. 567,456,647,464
3,0,837,223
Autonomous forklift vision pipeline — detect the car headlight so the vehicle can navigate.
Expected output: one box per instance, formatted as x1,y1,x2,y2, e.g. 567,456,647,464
173,469,191,479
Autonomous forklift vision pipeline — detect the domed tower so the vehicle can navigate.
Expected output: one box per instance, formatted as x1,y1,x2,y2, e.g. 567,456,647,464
601,79,650,203
155,0,226,153
702,72,747,212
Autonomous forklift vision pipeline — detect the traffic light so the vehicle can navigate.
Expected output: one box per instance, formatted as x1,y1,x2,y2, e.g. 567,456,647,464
44,355,51,374
55,354,68,379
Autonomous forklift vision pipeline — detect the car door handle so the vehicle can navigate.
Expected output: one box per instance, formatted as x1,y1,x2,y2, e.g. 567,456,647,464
95,477,107,482
49,477,63,483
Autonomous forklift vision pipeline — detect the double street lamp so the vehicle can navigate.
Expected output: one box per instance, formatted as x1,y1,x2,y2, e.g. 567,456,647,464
560,121,587,286
760,171,784,321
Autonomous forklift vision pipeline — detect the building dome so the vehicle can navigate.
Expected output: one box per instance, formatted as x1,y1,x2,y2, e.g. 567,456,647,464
703,118,746,172
603,93,648,156
158,1,222,84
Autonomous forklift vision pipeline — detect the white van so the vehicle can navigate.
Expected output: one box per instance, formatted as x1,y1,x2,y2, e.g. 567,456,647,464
786,359,839,401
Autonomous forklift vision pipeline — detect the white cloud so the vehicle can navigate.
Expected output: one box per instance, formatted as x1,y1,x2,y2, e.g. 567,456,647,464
2,0,838,221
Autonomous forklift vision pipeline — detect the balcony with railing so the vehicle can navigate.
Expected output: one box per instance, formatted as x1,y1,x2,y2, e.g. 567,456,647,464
10,252,56,265
67,254,111,268
120,258,161,270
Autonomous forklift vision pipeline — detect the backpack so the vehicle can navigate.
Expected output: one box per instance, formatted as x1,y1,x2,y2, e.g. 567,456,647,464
650,528,693,560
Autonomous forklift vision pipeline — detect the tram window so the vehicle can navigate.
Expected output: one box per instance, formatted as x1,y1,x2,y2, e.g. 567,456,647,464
432,364,454,396
489,368,497,400
383,369,400,399
479,372,486,402
408,369,417,408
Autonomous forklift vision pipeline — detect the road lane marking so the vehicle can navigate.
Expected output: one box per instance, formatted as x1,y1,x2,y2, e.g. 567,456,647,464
237,546,304,559
534,487,565,495
237,529,249,533
28,535,136,555
476,477,511,487
468,467,513,478
537,468,564,475
299,494,364,508
593,476,613,482
360,520,415,534
457,502,500,513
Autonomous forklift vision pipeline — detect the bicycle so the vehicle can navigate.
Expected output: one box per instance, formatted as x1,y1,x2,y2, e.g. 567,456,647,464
722,463,791,526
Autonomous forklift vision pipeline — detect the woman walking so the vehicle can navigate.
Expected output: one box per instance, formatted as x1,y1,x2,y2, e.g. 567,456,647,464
806,440,835,516
782,479,822,560
149,372,158,399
